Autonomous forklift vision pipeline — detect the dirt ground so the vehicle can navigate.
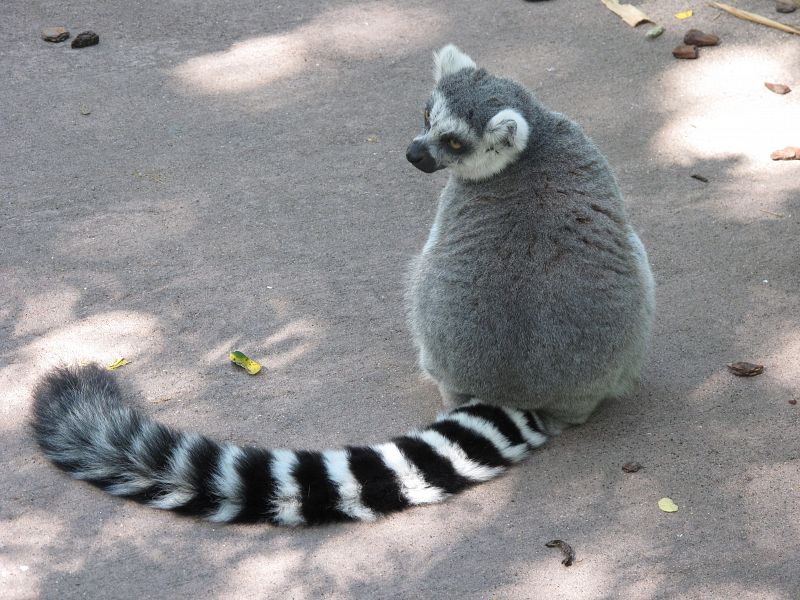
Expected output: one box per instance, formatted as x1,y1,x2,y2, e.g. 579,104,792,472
2,1,799,598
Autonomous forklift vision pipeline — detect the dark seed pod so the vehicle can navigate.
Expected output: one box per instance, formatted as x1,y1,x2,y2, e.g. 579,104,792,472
71,31,99,48
727,362,765,377
683,29,720,47
673,45,698,59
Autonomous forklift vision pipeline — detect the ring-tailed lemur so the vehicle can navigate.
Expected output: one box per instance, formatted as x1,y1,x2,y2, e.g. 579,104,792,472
31,45,655,527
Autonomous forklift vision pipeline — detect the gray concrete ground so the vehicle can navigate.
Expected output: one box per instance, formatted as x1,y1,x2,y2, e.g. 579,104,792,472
2,0,799,598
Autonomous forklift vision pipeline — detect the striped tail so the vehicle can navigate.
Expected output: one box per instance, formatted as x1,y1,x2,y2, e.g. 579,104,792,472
31,365,549,526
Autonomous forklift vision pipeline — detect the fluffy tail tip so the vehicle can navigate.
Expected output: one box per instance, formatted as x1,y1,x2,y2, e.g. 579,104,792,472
30,364,121,448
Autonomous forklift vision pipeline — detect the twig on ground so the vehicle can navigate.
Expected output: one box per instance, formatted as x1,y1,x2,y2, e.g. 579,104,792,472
709,2,800,35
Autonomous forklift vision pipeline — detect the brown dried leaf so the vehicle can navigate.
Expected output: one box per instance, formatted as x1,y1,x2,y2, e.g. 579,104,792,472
622,462,643,473
545,540,576,567
765,82,791,95
771,147,800,160
727,362,765,377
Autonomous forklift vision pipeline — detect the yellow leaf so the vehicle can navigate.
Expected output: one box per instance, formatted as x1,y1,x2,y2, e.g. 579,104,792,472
675,10,693,19
107,358,130,370
658,497,679,512
230,350,262,375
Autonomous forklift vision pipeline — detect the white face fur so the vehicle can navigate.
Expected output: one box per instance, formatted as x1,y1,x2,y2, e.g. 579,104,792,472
410,45,531,182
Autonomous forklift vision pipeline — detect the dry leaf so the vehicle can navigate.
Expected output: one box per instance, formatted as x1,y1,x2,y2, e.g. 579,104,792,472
771,147,800,160
675,10,694,19
658,497,679,512
107,358,130,370
545,540,576,567
764,82,791,95
149,396,173,404
727,362,765,377
132,170,165,183
601,0,653,27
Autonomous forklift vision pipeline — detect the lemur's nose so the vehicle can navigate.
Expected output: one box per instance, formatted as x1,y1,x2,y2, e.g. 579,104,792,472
406,140,426,164
406,140,440,173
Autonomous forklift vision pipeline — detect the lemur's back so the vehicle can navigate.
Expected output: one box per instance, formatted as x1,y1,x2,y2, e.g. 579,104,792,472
407,59,654,427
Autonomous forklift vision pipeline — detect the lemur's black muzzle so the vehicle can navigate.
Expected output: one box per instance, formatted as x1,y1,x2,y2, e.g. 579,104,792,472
406,140,442,173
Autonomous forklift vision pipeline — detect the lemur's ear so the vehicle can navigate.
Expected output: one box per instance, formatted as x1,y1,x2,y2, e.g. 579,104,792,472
433,44,477,82
485,108,530,152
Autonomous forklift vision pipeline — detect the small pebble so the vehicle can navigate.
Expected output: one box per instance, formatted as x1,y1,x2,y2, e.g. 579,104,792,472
673,45,698,59
622,462,643,473
646,25,666,39
71,31,99,49
41,27,69,43
80,106,91,116
789,399,797,405
776,0,797,13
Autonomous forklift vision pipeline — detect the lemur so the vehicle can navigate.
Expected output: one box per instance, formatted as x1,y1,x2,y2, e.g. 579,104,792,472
31,45,655,527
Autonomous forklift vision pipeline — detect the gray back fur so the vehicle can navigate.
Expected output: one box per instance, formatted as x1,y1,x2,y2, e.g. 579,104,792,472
407,46,655,429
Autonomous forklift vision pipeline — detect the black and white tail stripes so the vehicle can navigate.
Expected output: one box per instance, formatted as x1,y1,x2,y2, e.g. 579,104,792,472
31,365,548,526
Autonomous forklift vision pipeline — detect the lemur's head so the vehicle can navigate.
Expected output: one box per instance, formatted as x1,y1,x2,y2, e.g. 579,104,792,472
406,45,532,182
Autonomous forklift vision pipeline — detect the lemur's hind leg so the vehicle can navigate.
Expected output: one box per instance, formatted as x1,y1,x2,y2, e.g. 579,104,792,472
419,345,473,408
437,382,472,409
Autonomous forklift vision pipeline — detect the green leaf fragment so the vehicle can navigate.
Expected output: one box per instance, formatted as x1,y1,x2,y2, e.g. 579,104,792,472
230,350,262,375
658,497,679,512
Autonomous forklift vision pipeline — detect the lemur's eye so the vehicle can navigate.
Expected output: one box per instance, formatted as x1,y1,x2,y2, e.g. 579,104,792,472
424,109,430,124
448,139,463,150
